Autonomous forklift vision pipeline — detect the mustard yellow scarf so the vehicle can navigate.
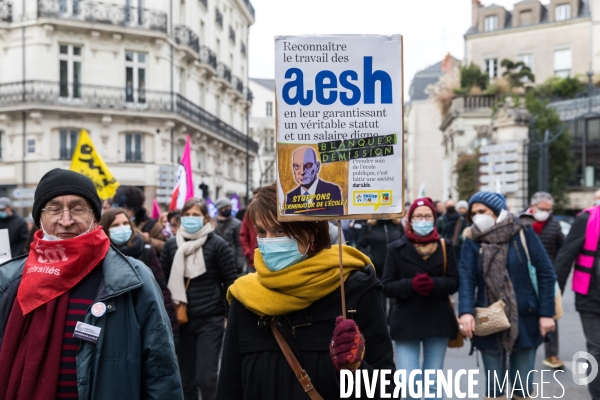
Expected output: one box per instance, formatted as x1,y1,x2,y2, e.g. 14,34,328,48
227,245,372,317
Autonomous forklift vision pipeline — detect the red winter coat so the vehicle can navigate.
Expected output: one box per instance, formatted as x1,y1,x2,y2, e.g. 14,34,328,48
239,215,258,270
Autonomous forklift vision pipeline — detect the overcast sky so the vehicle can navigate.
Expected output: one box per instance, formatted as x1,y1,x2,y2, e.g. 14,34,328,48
248,0,529,97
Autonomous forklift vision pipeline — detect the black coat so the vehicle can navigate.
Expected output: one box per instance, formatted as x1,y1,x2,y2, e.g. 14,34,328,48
357,220,405,278
520,213,564,262
0,214,28,258
216,267,396,400
382,237,459,341
555,211,600,314
160,232,237,319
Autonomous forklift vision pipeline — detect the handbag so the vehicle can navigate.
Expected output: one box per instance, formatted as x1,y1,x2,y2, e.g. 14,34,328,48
176,278,192,325
440,239,464,348
519,229,563,320
270,321,324,400
474,299,511,336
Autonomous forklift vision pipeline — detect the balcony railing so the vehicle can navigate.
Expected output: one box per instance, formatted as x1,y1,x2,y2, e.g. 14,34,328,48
215,7,223,27
0,1,12,22
0,80,258,152
231,76,243,94
229,25,236,43
174,25,199,54
243,0,254,18
37,0,168,33
244,87,253,102
216,62,231,83
198,45,217,69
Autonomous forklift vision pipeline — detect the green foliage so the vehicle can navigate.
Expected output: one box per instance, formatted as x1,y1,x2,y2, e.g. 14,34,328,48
501,59,535,88
534,76,587,99
460,63,488,91
455,152,480,201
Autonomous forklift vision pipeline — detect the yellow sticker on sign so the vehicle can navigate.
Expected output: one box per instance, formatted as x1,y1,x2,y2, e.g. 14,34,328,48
352,190,393,212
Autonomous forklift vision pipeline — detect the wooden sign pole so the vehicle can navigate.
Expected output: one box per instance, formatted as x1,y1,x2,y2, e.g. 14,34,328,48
337,220,346,320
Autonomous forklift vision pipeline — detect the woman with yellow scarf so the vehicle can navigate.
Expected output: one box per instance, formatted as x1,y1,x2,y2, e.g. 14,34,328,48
216,184,395,399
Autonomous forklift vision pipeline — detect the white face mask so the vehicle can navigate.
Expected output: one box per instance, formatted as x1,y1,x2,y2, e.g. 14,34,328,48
40,219,94,241
472,214,495,233
533,210,550,222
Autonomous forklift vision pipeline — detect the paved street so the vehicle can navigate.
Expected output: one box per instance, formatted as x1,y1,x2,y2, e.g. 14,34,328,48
445,277,591,399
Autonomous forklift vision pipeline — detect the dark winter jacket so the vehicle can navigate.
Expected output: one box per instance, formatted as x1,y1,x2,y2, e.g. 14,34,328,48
520,213,564,262
216,267,396,400
116,233,178,334
0,215,28,258
0,247,183,399
215,217,245,274
134,210,166,256
555,211,600,314
357,220,405,278
458,227,557,353
382,237,458,341
160,232,237,319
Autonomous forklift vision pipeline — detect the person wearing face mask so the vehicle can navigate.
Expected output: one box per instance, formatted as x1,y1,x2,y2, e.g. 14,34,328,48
381,198,459,400
520,192,564,369
0,169,183,399
458,192,557,400
214,197,245,275
161,198,237,400
436,199,468,262
456,200,469,217
99,208,177,336
216,184,395,399
0,197,29,258
554,189,600,400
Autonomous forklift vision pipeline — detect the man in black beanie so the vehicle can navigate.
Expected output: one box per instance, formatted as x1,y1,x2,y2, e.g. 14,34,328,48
0,168,183,399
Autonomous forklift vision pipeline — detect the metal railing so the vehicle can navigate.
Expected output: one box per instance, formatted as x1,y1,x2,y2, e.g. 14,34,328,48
198,45,217,70
216,62,231,83
229,25,235,43
174,25,199,54
231,76,243,94
215,7,222,27
0,1,11,22
37,0,168,33
245,87,253,102
0,80,258,152
461,95,498,110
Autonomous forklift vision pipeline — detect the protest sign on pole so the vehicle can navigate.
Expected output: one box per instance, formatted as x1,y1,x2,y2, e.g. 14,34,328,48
0,229,11,264
274,34,404,221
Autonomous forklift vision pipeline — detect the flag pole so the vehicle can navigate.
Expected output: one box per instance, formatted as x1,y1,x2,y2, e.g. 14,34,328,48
337,220,346,320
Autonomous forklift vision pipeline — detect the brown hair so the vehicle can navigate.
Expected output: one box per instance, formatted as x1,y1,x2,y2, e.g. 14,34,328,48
181,198,214,226
247,184,331,256
99,207,137,246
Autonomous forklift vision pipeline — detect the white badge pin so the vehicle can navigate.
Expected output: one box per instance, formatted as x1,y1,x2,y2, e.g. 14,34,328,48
91,302,107,317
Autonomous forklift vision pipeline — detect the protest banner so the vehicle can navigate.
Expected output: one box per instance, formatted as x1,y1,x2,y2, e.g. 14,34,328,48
274,34,404,221
0,229,10,264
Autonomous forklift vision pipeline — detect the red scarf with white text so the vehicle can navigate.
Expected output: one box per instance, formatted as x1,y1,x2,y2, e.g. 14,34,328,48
17,227,110,315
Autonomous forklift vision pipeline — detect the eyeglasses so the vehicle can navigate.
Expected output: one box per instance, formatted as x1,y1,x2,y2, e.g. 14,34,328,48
42,206,92,223
412,214,434,222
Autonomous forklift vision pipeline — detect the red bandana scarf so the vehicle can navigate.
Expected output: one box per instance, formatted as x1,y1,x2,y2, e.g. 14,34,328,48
18,227,111,315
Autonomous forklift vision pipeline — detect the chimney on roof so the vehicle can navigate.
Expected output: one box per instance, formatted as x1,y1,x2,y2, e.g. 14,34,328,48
472,0,482,27
441,53,453,74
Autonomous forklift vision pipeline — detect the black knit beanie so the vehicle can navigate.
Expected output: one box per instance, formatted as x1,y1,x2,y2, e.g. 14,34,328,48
33,168,102,226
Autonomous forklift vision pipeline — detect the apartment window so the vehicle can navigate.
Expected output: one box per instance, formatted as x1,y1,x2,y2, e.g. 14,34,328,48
27,139,35,154
520,10,533,26
266,101,273,117
125,133,143,163
265,129,275,152
485,58,498,79
58,0,81,16
60,129,79,160
555,4,570,21
125,51,146,103
484,15,498,32
554,49,572,77
59,45,82,98
518,53,534,69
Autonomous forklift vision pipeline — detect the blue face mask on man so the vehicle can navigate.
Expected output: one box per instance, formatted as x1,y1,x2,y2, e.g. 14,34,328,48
109,225,133,245
257,236,309,272
412,220,434,236
181,216,204,234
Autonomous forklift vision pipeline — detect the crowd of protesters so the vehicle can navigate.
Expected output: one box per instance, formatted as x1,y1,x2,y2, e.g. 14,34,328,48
1,168,600,399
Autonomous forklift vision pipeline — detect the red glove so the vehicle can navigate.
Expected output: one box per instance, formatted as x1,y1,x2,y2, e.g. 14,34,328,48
329,316,365,371
412,273,434,296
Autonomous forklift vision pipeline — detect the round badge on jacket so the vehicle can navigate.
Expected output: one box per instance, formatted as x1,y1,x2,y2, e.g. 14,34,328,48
91,302,107,317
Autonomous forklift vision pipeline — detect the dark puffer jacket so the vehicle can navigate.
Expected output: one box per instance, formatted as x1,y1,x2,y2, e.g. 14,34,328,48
160,232,237,318
520,212,564,262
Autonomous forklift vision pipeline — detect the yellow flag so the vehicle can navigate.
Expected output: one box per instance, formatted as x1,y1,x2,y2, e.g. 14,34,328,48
70,130,119,200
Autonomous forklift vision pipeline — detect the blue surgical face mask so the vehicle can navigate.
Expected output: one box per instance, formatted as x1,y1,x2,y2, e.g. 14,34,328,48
412,220,434,236
257,236,308,272
109,225,133,245
0,211,7,219
181,216,204,234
